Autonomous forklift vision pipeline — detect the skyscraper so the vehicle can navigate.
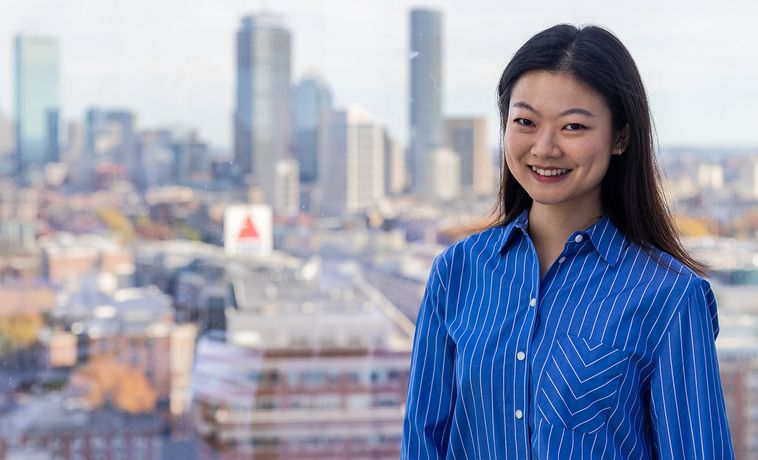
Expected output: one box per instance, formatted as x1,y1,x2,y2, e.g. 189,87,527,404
321,107,385,216
445,117,493,196
14,35,60,176
293,75,333,184
409,8,443,194
234,13,293,205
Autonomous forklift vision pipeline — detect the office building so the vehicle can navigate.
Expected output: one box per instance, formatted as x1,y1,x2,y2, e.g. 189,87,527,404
409,9,443,193
425,147,460,201
191,256,413,459
320,107,385,215
275,158,300,217
384,130,406,196
0,113,15,173
445,117,493,196
233,13,293,207
293,75,333,183
14,35,60,176
171,131,210,183
84,108,138,186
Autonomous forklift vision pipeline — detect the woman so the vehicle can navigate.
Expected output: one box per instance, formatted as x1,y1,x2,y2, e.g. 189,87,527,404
401,24,734,459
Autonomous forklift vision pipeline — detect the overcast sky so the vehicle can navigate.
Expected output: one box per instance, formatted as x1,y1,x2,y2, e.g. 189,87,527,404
1,0,757,151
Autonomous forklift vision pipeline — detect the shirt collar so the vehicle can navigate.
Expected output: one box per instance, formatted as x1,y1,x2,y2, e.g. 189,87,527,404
496,208,530,254
497,208,628,266
584,215,628,266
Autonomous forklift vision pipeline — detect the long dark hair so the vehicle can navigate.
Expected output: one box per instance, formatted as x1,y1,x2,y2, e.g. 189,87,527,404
493,24,708,276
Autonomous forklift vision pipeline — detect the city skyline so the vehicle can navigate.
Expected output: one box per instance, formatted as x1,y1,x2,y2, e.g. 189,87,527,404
1,0,757,151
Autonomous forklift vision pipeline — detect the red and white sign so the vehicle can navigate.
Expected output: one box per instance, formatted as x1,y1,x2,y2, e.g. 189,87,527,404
224,204,272,257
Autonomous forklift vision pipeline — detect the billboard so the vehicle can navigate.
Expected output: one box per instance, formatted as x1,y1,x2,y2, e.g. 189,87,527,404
223,204,273,257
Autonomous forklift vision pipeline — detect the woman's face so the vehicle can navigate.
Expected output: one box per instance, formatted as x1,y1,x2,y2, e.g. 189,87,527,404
504,70,624,213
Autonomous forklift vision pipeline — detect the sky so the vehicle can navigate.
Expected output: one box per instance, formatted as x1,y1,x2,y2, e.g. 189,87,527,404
1,0,757,152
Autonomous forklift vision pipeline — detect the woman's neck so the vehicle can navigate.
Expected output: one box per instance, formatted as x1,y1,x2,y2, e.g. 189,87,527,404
527,201,603,252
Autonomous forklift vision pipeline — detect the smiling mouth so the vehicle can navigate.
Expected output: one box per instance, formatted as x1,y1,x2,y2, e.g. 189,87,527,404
530,166,572,177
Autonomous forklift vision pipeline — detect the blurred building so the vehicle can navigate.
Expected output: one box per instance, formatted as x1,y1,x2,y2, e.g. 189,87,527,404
39,233,133,284
713,282,758,460
425,147,460,202
0,183,38,253
321,107,385,215
14,35,60,177
365,242,445,322
445,117,492,196
0,113,15,175
171,130,210,183
384,130,406,196
62,121,85,176
0,394,164,460
274,158,300,217
293,75,333,184
736,154,758,200
84,108,138,187
409,8,443,194
697,162,725,191
50,280,198,417
234,12,292,208
139,129,176,189
191,256,413,459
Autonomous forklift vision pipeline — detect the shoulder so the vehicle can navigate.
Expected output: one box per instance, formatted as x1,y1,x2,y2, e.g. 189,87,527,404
624,240,710,296
626,241,718,336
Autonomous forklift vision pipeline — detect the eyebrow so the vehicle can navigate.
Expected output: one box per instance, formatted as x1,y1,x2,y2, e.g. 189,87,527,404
512,101,595,118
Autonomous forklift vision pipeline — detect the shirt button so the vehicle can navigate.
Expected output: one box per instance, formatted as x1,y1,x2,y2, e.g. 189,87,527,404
515,409,523,419
558,256,566,264
529,298,537,307
516,351,526,361
574,234,584,243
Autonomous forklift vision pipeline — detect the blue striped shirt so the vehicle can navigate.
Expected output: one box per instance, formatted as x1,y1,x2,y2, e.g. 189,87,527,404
402,208,734,459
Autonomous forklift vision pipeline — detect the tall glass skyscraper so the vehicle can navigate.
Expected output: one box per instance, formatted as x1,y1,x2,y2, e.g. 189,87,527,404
14,35,60,176
409,8,443,194
293,75,333,183
234,13,292,202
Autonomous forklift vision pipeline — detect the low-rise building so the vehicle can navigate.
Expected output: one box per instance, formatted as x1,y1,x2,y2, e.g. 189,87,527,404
191,256,413,459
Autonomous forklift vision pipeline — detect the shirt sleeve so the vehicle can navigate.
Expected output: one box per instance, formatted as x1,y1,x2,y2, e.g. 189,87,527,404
401,254,457,459
649,279,735,459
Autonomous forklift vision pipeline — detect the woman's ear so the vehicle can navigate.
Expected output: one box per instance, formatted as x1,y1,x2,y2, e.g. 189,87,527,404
614,124,630,155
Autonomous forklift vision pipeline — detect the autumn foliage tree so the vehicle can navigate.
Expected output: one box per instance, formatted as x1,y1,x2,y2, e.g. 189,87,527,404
72,357,157,414
0,312,44,355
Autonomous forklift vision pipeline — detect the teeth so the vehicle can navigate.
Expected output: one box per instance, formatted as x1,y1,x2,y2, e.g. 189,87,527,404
531,166,570,177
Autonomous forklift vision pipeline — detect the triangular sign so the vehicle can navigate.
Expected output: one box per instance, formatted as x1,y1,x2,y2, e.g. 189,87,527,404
237,215,260,240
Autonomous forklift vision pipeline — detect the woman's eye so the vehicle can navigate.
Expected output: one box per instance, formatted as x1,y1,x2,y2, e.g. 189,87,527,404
513,118,534,127
564,123,586,131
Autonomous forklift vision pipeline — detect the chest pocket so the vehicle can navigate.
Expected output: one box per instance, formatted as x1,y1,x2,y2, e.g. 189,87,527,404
536,333,630,434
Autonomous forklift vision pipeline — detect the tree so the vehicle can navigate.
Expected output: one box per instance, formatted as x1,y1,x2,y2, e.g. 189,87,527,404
72,357,157,414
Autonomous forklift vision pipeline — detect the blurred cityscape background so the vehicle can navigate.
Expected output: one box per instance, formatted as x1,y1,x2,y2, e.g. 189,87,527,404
0,1,757,459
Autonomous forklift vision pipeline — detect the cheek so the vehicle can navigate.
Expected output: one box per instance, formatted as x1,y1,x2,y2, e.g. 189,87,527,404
503,132,527,165
573,138,613,170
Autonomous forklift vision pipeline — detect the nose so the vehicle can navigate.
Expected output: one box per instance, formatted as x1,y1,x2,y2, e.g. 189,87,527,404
530,128,561,159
